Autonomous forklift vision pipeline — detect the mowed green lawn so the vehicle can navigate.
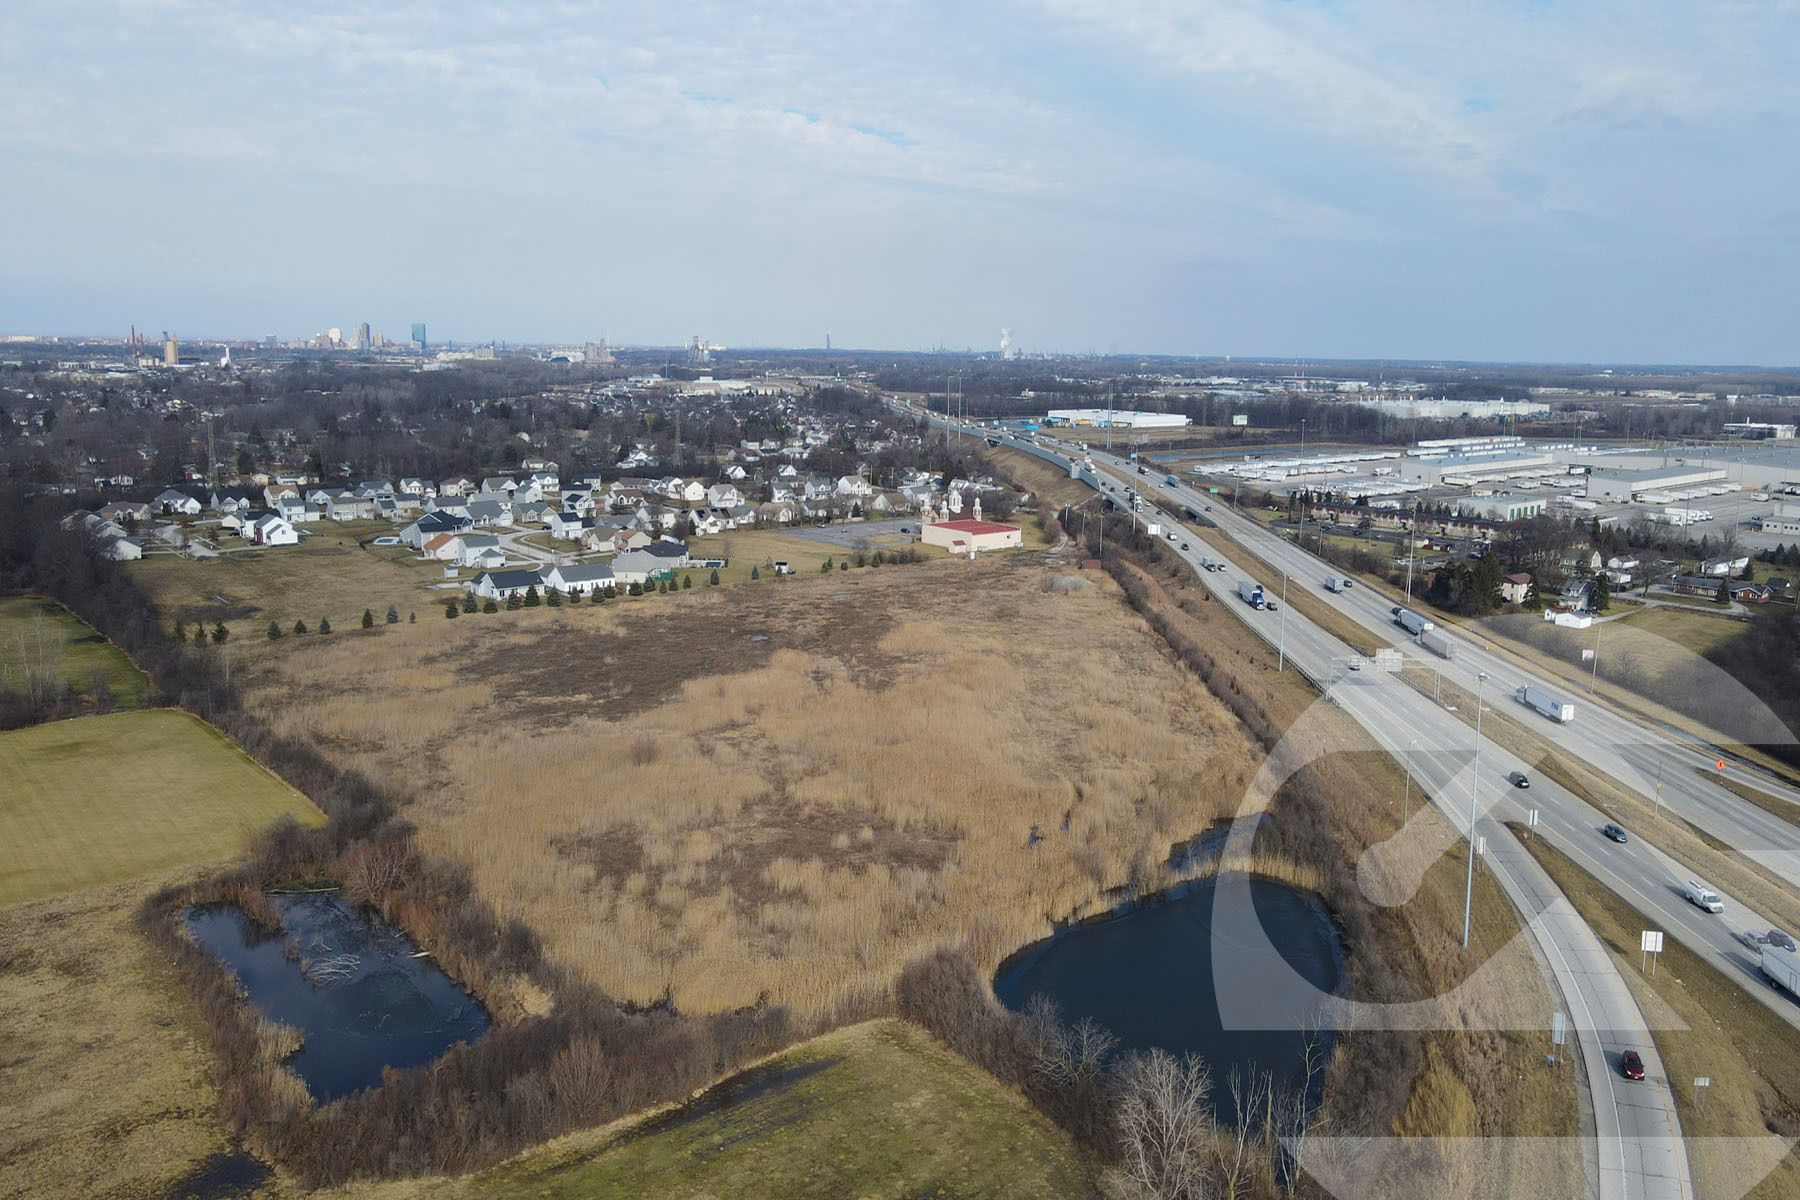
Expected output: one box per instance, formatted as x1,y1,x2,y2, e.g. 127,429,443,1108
372,1020,1096,1200
0,595,149,700
0,709,324,906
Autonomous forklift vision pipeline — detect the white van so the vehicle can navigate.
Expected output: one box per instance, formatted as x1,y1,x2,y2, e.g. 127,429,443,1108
1685,880,1724,913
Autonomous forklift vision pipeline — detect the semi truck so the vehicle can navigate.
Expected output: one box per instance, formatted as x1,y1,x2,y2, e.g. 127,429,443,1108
1763,945,1800,997
1392,607,1434,636
1324,574,1351,593
1516,684,1575,724
1165,474,1181,487
1237,580,1267,609
1419,628,1456,660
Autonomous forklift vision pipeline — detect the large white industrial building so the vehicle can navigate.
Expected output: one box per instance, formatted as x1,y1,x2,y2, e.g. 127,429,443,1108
1581,465,1729,502
1045,409,1191,429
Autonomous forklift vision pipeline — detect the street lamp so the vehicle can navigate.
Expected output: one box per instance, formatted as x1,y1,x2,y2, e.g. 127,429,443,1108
1462,671,1489,949
1404,738,1417,822
1278,567,1289,671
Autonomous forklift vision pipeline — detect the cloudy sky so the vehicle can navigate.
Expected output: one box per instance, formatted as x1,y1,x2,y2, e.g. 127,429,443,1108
3,1,1795,363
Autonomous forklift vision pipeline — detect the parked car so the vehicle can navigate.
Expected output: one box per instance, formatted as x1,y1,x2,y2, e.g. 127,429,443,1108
1602,824,1629,843
1506,771,1531,789
1619,1050,1645,1081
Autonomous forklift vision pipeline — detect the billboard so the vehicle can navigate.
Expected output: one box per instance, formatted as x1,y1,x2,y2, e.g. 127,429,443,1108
1232,414,1249,427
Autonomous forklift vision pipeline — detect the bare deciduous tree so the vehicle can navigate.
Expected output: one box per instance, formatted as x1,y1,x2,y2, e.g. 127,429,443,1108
1114,1048,1216,1200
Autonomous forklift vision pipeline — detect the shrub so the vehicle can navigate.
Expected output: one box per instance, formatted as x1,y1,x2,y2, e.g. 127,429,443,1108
483,598,498,613
211,623,229,644
266,621,282,640
194,625,208,645
444,601,459,619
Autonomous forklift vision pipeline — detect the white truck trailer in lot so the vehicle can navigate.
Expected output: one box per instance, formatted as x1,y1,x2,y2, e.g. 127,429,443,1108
1237,580,1267,609
1763,945,1800,997
1419,628,1456,659
1516,684,1575,723
1392,607,1434,636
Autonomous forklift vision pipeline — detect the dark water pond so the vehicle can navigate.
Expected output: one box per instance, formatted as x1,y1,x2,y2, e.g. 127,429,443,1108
183,892,490,1102
994,874,1342,1123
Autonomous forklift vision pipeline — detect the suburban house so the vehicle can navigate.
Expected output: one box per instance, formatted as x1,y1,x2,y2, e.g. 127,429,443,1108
610,550,673,587
610,528,653,555
1732,582,1773,603
455,534,506,568
439,476,475,497
481,476,518,495
641,538,691,569
421,532,460,560
1670,574,1727,597
97,534,143,561
706,483,744,508
543,562,617,596
1500,572,1533,605
403,511,472,549
154,489,202,516
465,498,514,528
547,511,594,540
834,474,874,498
246,512,299,546
757,500,799,525
514,498,551,525
467,568,545,601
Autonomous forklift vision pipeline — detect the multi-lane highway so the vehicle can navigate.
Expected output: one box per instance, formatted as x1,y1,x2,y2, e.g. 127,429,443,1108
922,415,1698,1199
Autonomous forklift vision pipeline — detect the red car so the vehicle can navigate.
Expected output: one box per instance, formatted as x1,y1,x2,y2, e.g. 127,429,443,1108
1620,1050,1645,1081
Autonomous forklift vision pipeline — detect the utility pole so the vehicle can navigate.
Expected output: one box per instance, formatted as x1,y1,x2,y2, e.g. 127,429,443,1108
1462,671,1490,948
1405,503,1418,602
1589,623,1603,693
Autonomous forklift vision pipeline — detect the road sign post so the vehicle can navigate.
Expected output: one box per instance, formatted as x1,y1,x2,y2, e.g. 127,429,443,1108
1694,1076,1710,1111
1641,930,1665,976
1550,1010,1567,1065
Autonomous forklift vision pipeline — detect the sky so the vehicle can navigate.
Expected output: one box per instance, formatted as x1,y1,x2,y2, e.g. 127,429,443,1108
2,1,1796,364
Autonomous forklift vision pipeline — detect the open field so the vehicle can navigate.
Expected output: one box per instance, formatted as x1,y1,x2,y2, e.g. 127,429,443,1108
239,551,1261,1016
681,524,967,586
0,594,149,701
1520,832,1800,1198
0,709,324,906
129,538,447,636
350,1020,1096,1200
0,876,239,1199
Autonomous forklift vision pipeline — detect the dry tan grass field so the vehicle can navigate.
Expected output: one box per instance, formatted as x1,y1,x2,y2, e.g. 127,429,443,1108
240,552,1263,1015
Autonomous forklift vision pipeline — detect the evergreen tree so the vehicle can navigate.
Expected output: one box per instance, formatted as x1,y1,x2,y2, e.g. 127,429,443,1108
445,600,460,618
1590,572,1611,612
362,609,375,628
507,591,524,609
523,585,540,607
750,566,760,580
682,574,692,589
267,621,282,640
194,625,207,645
838,559,848,571
385,604,399,624
709,569,720,586
628,581,643,596
462,593,478,613
546,588,562,607
318,617,331,634
293,619,307,635
1717,577,1732,605
172,618,186,643
409,611,416,623
211,623,228,644
821,557,834,573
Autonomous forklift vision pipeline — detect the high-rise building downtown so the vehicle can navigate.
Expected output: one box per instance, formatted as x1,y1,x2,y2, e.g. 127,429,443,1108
411,322,427,353
354,322,371,350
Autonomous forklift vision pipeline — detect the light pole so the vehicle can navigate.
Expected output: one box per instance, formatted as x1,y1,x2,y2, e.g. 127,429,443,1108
1278,567,1290,671
1462,671,1489,949
1405,503,1418,602
1589,622,1603,693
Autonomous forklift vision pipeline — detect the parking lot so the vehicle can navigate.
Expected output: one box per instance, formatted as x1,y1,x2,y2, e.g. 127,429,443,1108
779,518,920,549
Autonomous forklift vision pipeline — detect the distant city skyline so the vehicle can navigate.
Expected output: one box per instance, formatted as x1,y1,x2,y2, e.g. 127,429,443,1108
2,2,1796,366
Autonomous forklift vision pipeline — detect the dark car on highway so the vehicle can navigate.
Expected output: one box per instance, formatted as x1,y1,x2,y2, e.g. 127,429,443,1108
1620,1050,1645,1081
1769,929,1798,952
1507,771,1531,789
1602,823,1629,843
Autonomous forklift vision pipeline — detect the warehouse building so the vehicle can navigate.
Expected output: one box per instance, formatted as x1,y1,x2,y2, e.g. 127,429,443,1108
1045,408,1191,429
1581,465,1728,503
1461,495,1546,521
922,518,1023,554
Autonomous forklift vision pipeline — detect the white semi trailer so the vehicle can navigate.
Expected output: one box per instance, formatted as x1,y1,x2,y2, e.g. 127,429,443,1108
1392,607,1434,636
1516,684,1575,723
1763,945,1800,997
1237,580,1267,609
1419,628,1456,660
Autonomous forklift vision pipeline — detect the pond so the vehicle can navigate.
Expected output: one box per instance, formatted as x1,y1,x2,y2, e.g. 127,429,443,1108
994,874,1342,1123
183,891,490,1102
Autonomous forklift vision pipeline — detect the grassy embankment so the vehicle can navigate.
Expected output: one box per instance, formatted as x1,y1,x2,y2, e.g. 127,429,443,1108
0,708,324,906
0,594,150,700
1519,832,1800,1199
346,1020,1096,1200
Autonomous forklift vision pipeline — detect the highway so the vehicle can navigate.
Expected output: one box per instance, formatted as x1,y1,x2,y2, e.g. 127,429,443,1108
923,415,1697,1199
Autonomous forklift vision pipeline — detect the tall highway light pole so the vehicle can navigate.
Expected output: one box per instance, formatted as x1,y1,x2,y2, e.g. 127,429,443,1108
1278,568,1289,671
1404,738,1417,821
1462,671,1489,949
